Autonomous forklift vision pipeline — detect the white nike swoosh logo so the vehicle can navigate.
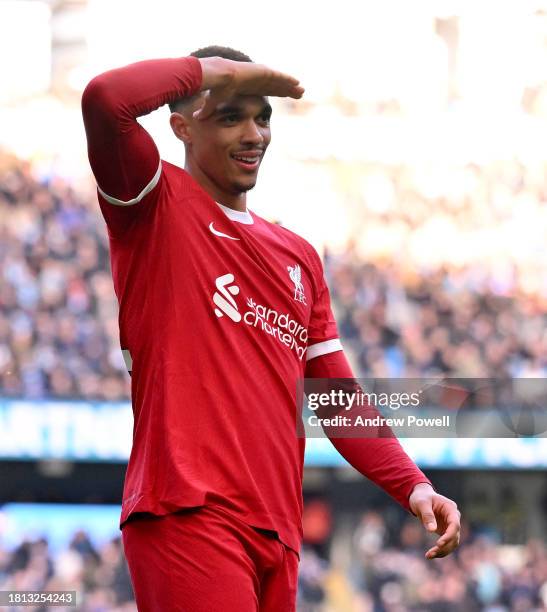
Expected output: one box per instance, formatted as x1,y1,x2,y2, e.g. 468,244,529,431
209,222,240,241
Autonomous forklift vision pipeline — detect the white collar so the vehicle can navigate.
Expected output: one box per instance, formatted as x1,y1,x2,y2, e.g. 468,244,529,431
215,201,254,225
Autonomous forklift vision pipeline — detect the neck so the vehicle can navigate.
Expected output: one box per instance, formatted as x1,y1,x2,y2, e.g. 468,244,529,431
185,156,247,212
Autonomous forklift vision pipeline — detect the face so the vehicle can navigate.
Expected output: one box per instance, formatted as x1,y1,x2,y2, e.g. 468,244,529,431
185,94,272,195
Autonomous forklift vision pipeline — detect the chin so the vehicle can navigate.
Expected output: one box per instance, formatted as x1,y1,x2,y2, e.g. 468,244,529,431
232,179,257,193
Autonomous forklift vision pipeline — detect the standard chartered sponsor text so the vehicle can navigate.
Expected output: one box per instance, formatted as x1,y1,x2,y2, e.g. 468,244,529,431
245,297,308,360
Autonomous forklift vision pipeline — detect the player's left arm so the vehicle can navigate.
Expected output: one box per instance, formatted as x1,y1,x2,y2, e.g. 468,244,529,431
304,247,461,560
305,350,461,560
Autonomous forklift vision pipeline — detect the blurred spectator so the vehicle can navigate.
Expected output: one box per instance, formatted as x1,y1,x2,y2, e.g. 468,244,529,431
302,498,332,560
298,547,328,611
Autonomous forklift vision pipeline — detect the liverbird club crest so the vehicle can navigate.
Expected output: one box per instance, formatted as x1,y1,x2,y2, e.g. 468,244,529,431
287,264,306,305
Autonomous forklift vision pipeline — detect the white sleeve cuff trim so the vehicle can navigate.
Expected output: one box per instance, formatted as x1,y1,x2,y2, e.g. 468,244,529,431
97,160,162,206
306,338,343,361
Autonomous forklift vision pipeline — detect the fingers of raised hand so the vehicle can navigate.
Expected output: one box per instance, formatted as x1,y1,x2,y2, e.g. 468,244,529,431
269,70,304,98
193,90,222,121
240,65,304,98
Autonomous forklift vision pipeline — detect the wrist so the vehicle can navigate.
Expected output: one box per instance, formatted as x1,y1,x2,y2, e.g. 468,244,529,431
411,482,434,493
197,57,234,91
408,482,434,516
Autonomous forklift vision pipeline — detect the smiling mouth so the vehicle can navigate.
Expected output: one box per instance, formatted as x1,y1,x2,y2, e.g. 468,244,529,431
230,152,261,171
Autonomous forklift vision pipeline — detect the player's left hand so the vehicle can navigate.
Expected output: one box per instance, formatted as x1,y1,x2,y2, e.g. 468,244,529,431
408,483,461,560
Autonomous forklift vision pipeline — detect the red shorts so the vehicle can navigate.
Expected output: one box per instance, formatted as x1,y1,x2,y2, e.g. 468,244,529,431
121,505,299,611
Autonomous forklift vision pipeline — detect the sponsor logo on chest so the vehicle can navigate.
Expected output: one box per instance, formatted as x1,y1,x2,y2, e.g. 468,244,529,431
213,267,308,360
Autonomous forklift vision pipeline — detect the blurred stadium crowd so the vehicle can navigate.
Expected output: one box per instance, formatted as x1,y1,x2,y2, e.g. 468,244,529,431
300,509,547,612
0,151,129,401
326,157,547,380
328,255,546,380
1,150,546,400
0,530,134,612
1,513,547,611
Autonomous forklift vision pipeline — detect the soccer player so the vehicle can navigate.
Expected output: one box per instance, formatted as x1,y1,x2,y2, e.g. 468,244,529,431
81,45,461,611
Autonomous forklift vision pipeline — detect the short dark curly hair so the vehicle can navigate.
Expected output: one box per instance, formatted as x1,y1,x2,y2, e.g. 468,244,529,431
168,45,253,113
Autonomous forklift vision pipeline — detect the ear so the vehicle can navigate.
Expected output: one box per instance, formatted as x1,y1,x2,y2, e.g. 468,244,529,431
170,111,192,144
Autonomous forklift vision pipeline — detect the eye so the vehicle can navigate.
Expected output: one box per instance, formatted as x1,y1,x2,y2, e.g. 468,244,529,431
259,114,271,125
222,114,239,124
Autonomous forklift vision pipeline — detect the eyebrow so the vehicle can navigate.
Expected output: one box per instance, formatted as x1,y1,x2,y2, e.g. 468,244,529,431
216,103,272,117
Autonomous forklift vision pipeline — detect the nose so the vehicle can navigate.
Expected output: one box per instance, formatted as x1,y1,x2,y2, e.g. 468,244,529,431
241,118,265,145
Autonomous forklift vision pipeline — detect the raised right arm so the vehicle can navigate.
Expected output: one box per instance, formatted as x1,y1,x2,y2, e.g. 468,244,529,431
81,56,232,205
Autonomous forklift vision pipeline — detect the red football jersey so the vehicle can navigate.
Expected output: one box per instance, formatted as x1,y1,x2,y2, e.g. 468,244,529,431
97,161,341,553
